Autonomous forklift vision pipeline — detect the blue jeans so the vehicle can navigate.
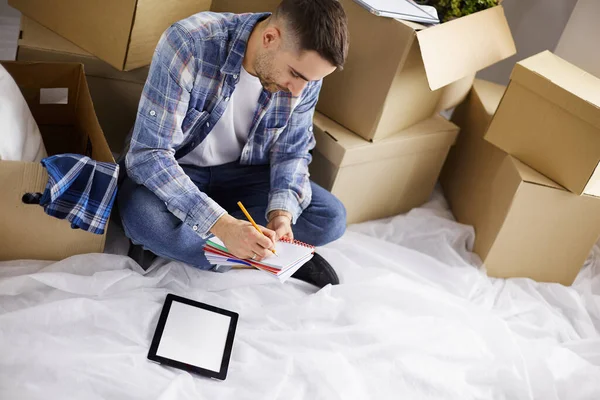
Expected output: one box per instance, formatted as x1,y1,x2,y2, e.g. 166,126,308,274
118,162,346,269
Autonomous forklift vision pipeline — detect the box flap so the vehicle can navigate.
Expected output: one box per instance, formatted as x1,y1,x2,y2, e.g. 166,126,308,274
19,16,151,82
125,0,213,70
416,6,516,90
317,0,417,140
472,79,507,119
398,19,427,31
19,16,90,56
76,71,115,163
511,50,600,130
447,78,505,143
435,73,475,112
508,157,565,190
313,112,458,167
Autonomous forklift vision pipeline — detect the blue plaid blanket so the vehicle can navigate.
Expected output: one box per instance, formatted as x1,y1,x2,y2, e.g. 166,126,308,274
40,154,119,235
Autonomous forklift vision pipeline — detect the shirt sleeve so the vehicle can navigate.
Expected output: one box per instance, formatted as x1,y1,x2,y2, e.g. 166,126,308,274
125,24,226,238
267,80,321,224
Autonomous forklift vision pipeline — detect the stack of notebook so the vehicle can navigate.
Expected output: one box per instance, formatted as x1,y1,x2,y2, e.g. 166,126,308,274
354,0,440,24
204,237,315,283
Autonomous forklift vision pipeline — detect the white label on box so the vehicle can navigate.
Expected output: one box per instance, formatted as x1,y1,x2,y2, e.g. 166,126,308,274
40,88,69,105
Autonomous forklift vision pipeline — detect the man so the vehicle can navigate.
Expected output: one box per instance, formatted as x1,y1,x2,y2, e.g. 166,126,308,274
117,0,349,288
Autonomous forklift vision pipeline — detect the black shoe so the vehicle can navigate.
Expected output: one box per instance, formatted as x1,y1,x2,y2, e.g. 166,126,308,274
291,252,339,288
128,243,158,271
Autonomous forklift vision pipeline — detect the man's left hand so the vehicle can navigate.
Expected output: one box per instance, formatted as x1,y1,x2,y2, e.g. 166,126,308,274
267,211,293,241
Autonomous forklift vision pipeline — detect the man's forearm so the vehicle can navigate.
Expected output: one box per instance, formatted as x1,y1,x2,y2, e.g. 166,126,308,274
210,213,237,237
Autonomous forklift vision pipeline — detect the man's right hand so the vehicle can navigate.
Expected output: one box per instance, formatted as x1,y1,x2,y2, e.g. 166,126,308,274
209,214,276,262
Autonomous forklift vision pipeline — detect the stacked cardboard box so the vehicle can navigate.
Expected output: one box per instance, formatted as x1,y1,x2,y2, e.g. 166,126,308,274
485,51,600,197
311,114,458,224
441,52,600,285
211,0,516,224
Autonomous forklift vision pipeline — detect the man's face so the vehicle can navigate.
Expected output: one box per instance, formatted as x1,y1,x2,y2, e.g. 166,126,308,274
253,25,337,97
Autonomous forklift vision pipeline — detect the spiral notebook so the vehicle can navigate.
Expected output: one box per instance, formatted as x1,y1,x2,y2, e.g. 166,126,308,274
353,0,440,24
204,237,314,283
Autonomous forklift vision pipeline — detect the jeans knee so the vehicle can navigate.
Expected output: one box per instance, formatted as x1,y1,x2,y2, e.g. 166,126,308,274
117,178,210,269
118,180,164,245
311,196,347,247
329,197,347,241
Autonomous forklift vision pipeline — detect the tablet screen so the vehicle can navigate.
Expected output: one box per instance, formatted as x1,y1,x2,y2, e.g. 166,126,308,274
148,294,238,380
156,301,230,371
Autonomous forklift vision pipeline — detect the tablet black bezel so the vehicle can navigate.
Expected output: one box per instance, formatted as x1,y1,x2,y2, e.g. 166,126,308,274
147,293,238,381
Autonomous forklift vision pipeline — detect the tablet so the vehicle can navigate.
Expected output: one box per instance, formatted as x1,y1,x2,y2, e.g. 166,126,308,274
147,294,238,380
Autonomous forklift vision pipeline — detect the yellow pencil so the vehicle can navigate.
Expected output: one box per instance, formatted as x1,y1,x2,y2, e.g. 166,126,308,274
237,201,278,257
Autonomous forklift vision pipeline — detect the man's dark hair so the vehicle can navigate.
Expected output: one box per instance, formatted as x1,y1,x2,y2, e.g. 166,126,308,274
274,0,349,69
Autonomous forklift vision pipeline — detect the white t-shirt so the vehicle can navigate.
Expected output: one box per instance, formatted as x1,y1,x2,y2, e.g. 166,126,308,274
179,66,263,167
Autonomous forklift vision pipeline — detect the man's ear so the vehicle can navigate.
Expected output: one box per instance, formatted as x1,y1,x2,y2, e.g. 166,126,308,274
262,26,281,49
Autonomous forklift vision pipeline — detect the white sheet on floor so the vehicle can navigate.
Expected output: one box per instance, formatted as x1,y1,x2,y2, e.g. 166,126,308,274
1,191,600,400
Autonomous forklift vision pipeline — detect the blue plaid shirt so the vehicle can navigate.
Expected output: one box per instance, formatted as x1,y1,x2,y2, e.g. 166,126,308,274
40,154,119,235
125,12,321,239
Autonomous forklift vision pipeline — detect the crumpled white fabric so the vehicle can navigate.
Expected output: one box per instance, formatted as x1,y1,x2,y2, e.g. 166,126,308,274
0,63,47,162
1,189,600,400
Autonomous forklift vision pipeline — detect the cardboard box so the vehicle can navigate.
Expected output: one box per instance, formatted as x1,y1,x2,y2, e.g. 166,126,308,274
0,61,114,261
484,51,600,197
17,17,149,84
440,79,600,286
211,0,279,13
8,0,212,71
310,112,459,225
212,0,515,142
17,17,146,153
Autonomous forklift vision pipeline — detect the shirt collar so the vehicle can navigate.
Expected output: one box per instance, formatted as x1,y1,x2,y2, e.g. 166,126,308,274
221,12,271,76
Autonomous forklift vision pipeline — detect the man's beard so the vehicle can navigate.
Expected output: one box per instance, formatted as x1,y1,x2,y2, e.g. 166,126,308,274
254,52,289,93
